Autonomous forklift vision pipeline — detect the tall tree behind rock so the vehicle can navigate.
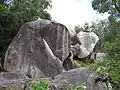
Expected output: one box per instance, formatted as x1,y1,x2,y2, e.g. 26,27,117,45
92,0,120,20
0,0,52,57
92,0,120,89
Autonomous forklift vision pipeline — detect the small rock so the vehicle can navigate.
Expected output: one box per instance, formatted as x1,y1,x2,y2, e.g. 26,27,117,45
96,53,106,61
77,31,99,58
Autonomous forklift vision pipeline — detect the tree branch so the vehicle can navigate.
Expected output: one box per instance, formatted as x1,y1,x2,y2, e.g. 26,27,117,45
113,0,120,13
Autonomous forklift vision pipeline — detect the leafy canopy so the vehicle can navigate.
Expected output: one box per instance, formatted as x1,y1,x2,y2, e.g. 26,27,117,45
0,0,52,57
92,0,120,89
92,0,120,20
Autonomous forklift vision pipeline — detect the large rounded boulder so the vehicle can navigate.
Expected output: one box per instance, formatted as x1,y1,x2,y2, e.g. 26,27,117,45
77,31,99,58
4,20,71,78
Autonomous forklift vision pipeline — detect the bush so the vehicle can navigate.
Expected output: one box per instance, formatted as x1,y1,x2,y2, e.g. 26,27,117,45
24,80,50,90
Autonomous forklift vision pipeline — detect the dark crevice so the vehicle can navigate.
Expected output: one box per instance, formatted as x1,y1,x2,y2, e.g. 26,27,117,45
0,56,5,73
94,76,108,84
63,53,73,71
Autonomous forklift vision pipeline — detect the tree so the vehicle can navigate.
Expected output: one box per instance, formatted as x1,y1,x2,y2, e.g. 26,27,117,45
90,19,108,39
0,0,52,57
74,23,90,34
92,0,120,20
74,25,84,34
92,0,120,89
10,0,51,21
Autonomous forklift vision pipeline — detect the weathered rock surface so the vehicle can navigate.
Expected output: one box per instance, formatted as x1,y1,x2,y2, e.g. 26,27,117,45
51,68,91,89
51,68,108,90
62,53,73,71
65,25,80,45
77,31,99,58
96,53,106,61
71,44,80,57
0,69,109,90
4,20,71,78
53,68,91,87
0,72,27,90
86,74,108,90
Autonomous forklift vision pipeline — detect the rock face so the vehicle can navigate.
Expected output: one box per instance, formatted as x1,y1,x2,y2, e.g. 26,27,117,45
86,74,108,90
77,31,99,58
65,25,80,45
0,72,27,90
4,20,71,78
52,68,91,89
51,68,108,90
96,53,106,61
0,69,108,90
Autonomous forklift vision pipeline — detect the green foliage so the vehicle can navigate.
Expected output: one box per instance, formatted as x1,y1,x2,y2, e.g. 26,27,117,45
10,0,52,21
74,23,90,34
73,59,108,76
92,0,120,88
92,0,120,20
0,0,51,57
0,5,17,56
68,82,86,90
73,6,120,88
90,20,120,89
31,81,49,90
60,82,86,90
90,20,108,38
74,25,84,34
73,60,90,68
23,80,50,90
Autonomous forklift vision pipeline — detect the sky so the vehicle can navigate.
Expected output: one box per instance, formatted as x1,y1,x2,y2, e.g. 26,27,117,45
48,0,109,29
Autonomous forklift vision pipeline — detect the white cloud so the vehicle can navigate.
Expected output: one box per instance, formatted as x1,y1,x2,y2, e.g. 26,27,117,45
48,0,109,29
